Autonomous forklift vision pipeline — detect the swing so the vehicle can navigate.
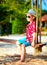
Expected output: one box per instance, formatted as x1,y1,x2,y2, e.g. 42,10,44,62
31,0,46,54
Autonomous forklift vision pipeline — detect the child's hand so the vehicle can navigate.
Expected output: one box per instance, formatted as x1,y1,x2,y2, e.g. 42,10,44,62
31,42,35,47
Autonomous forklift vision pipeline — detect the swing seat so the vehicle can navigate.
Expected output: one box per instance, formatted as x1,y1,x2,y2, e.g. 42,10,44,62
33,43,46,55
34,43,46,49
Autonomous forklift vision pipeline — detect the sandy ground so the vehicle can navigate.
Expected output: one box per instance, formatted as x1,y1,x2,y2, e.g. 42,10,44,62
0,43,47,65
0,34,47,65
5,58,47,65
0,54,47,65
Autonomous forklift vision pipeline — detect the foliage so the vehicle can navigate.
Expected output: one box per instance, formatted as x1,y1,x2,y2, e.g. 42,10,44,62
0,0,47,35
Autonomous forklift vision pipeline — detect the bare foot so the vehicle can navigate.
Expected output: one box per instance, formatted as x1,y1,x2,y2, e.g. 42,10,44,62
18,59,25,62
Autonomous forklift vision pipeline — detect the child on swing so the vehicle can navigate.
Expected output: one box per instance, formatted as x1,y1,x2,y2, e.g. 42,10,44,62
16,9,43,62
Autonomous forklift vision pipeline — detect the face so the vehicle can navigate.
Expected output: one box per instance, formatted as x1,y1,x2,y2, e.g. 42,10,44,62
26,14,35,22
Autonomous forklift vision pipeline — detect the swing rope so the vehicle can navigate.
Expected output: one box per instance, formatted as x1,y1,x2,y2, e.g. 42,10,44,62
36,0,39,44
40,0,42,43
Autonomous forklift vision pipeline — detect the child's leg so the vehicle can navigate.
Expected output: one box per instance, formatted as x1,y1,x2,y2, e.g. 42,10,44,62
16,42,26,62
16,38,26,62
20,44,26,62
16,41,22,53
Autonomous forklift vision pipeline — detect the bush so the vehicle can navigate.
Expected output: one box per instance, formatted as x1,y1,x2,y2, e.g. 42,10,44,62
12,19,27,34
0,25,3,35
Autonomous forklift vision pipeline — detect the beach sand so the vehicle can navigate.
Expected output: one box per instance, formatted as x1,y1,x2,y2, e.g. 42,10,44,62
0,54,47,65
0,44,47,65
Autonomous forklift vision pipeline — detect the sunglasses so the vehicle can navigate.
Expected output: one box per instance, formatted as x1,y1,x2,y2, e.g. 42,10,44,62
26,16,31,18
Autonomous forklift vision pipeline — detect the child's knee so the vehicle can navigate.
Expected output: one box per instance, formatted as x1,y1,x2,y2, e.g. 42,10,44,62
16,41,20,45
21,45,26,51
21,44,25,47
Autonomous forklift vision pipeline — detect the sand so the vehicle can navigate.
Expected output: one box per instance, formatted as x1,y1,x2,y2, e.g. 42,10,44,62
0,54,47,65
0,44,47,65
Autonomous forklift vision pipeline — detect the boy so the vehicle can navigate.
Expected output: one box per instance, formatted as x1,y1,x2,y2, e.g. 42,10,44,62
16,9,44,62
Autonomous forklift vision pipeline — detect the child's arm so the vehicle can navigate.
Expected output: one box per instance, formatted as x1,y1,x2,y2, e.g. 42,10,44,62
31,32,36,47
31,28,40,47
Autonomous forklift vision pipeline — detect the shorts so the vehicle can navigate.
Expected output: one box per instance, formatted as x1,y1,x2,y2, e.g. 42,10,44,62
18,37,31,47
